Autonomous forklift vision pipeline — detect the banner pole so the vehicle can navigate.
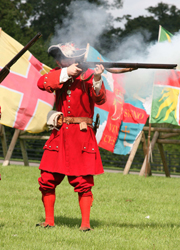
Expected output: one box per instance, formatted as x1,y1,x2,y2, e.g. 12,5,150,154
145,122,151,177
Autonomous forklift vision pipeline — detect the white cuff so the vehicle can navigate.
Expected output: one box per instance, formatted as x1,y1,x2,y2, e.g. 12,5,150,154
60,68,72,83
93,78,102,95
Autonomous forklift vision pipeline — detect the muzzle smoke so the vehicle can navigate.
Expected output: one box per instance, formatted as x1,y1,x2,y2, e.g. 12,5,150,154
50,1,180,105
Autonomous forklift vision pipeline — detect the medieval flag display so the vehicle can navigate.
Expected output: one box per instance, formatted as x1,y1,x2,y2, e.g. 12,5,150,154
0,29,55,133
0,30,149,155
150,26,180,125
86,45,149,155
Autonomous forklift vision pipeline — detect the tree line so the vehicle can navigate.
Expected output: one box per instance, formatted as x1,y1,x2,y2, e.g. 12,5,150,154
1,0,180,68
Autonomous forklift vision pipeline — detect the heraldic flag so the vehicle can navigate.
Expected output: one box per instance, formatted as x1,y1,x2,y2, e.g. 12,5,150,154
86,45,149,155
150,26,180,125
0,29,55,133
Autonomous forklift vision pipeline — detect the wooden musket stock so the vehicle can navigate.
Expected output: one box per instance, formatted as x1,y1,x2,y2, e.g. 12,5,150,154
0,32,42,83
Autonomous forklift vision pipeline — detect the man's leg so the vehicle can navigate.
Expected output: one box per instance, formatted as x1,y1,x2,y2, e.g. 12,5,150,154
78,192,94,231
37,170,65,227
41,190,56,227
68,175,94,231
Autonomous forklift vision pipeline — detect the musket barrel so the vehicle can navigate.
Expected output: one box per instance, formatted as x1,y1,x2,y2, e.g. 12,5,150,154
78,62,177,69
6,32,42,68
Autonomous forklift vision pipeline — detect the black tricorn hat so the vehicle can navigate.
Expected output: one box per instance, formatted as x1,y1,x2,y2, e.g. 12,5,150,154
48,43,87,62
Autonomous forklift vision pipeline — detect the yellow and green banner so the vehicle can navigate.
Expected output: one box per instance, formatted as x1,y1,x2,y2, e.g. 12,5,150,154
158,25,173,42
150,26,180,125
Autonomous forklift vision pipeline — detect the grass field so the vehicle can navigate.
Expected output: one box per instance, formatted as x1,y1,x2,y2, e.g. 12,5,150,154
0,164,180,250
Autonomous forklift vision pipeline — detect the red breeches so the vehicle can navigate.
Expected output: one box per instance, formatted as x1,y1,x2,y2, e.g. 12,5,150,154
38,170,94,196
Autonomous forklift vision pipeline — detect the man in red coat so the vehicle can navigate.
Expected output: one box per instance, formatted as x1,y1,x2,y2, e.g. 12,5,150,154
36,43,106,231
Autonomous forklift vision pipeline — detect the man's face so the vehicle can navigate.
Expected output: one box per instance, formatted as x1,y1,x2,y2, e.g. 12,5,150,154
58,58,76,68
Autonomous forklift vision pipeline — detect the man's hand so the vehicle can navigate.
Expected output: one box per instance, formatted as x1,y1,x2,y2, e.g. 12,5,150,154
67,63,82,77
105,67,138,74
128,67,138,72
94,64,104,81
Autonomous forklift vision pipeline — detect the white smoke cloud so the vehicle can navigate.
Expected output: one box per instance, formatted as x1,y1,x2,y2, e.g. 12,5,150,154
50,1,109,48
50,1,180,107
106,30,180,102
107,31,151,61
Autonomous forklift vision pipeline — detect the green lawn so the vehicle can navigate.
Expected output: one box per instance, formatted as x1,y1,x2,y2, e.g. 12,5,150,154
0,164,180,250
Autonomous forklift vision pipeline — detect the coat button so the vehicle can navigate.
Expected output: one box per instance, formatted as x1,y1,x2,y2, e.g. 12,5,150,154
84,147,86,149
56,146,58,148
68,106,70,108
68,100,70,102
67,90,71,95
92,148,94,150
68,111,70,114
45,145,47,147
49,146,51,148
44,82,46,84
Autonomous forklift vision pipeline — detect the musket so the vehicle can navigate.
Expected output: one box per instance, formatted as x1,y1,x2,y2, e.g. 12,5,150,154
0,32,42,83
78,61,177,71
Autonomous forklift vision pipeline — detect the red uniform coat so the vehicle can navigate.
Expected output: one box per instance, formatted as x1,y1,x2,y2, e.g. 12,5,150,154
37,68,106,176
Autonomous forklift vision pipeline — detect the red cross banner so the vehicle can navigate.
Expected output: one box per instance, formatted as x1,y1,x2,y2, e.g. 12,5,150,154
0,29,55,133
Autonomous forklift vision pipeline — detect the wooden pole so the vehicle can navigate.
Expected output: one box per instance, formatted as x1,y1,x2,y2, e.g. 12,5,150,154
139,131,159,176
159,132,180,139
143,126,180,133
123,131,143,175
157,143,170,177
3,129,21,166
145,123,151,177
141,131,151,176
19,135,50,140
0,124,8,158
142,131,147,154
19,133,50,166
19,138,29,166
156,139,180,144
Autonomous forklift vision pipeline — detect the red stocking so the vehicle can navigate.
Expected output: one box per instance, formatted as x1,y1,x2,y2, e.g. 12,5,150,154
78,194,93,230
42,191,56,226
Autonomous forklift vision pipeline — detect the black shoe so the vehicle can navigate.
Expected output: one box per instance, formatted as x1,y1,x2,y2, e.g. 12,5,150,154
36,222,55,228
80,226,93,232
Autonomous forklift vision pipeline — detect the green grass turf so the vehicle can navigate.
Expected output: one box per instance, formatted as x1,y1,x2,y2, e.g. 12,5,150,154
0,164,180,249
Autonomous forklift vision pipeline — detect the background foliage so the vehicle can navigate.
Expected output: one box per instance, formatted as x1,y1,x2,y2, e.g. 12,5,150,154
1,0,180,67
